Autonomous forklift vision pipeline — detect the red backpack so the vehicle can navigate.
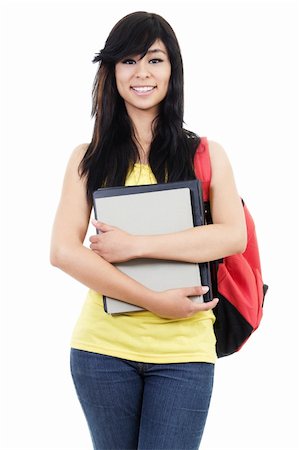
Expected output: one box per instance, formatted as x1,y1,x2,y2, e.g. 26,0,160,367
194,137,268,357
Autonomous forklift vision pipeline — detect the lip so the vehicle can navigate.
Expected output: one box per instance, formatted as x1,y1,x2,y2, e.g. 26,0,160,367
130,86,157,96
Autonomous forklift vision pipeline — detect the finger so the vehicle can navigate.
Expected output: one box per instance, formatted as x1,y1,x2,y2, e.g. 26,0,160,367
182,285,210,297
89,235,99,243
91,219,112,231
91,218,100,228
90,247,101,256
194,298,219,311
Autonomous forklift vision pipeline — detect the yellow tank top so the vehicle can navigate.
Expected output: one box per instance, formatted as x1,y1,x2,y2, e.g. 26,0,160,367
70,163,217,363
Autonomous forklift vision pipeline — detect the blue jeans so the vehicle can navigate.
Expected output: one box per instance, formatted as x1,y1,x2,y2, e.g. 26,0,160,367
70,348,214,450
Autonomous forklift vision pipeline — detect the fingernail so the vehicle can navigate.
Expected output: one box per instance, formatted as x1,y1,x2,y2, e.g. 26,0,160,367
202,286,209,294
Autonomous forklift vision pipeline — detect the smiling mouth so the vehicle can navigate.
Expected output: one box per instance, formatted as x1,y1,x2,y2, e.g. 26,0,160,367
131,86,157,94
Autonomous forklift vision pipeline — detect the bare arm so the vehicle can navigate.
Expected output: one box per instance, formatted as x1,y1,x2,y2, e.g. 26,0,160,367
90,141,247,263
50,144,218,318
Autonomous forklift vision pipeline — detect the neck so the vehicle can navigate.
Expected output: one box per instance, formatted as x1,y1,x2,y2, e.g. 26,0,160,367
125,105,158,163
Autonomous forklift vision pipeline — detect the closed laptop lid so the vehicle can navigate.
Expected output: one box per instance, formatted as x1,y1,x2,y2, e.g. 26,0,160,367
93,180,211,314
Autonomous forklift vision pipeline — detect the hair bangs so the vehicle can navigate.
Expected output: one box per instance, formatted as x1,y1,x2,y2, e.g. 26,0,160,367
94,12,165,64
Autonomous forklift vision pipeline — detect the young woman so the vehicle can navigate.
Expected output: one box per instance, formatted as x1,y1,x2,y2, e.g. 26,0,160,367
50,11,246,450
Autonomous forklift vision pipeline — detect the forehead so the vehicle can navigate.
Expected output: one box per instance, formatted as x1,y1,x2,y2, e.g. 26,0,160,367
147,39,168,54
124,39,168,59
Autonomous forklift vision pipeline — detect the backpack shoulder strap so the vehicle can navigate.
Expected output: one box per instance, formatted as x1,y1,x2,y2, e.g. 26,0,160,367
194,136,211,202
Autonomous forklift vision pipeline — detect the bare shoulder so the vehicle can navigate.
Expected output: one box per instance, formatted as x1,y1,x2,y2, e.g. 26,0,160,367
73,142,89,154
207,139,229,162
69,142,89,165
207,139,233,170
206,139,235,185
64,143,90,178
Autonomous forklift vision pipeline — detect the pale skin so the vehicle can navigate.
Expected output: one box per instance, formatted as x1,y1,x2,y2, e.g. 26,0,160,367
50,39,247,319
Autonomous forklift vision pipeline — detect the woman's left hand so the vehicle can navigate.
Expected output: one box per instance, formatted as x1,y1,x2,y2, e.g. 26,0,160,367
89,220,139,263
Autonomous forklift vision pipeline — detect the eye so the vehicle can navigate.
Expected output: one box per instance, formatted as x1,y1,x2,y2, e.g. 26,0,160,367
122,59,136,65
149,58,163,64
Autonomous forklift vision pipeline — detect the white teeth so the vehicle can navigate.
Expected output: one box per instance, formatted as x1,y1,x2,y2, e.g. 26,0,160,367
132,86,155,92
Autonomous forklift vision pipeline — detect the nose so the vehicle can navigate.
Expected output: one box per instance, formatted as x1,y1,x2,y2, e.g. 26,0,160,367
135,59,150,79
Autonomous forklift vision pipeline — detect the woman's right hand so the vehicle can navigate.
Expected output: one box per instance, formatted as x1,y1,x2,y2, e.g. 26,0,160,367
147,286,219,319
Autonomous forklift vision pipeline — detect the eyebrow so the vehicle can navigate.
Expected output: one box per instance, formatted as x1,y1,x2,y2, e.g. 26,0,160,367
146,48,167,55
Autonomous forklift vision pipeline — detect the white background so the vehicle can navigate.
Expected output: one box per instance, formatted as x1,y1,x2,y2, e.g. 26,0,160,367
1,0,299,449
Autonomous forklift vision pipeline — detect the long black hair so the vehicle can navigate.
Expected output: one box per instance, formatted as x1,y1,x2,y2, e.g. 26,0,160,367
79,11,200,202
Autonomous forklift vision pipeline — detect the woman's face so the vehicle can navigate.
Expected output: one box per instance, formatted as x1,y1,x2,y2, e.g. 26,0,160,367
115,39,171,117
